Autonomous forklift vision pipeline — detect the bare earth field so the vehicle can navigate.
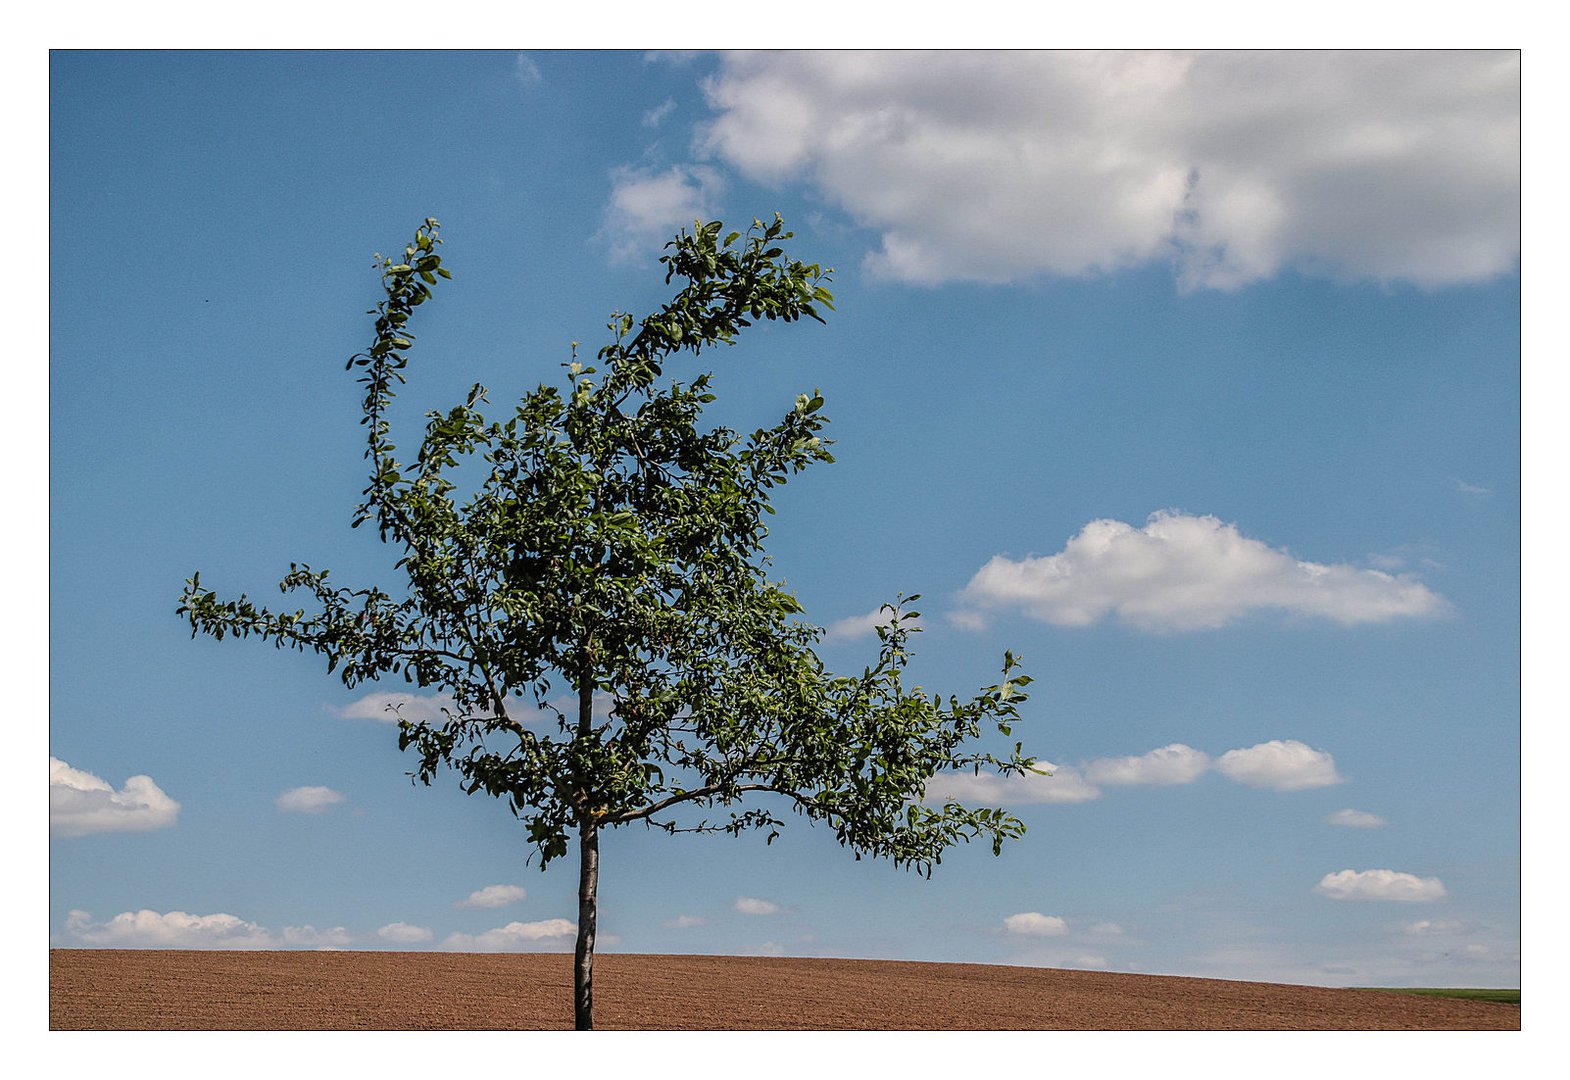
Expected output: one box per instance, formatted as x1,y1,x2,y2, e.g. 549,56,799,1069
50,950,1519,1030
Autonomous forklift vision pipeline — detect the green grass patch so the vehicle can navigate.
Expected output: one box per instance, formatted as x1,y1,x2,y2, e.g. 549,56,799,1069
1361,987,1519,1005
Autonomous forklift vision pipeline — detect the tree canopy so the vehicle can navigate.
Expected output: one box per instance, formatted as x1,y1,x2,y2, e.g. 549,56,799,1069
179,215,1037,1027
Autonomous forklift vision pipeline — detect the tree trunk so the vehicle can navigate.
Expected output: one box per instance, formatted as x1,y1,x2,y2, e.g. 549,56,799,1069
573,815,599,1030
573,665,598,1030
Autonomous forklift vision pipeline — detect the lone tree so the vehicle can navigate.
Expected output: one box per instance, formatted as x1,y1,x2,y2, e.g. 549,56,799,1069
180,216,1036,1029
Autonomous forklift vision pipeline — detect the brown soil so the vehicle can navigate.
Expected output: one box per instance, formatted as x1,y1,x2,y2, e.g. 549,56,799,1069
49,949,1519,1030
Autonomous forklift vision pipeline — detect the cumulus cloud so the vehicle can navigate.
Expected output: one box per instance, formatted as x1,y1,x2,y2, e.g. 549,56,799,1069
1004,912,1068,936
734,897,781,916
1084,743,1211,786
64,909,278,949
925,762,1102,806
442,919,578,952
333,691,455,725
378,922,435,944
665,914,705,929
1216,740,1343,791
1326,808,1388,828
275,785,347,814
695,51,1518,289
1315,869,1447,902
50,757,180,838
602,164,725,261
956,512,1446,632
455,884,528,909
823,605,918,643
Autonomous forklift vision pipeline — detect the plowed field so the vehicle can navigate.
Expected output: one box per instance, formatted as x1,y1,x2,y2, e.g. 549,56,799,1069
49,950,1519,1030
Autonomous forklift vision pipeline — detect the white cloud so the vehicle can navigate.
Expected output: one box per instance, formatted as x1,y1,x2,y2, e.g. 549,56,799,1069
602,164,725,261
1088,922,1125,938
442,919,577,952
275,785,347,814
1404,919,1463,935
734,897,781,916
642,98,677,127
1326,808,1387,828
378,921,435,944
513,53,542,85
282,925,354,948
64,909,278,949
1004,912,1067,936
333,691,455,725
696,51,1517,289
925,762,1102,806
946,609,988,632
334,689,605,729
665,914,705,929
1454,478,1491,496
1315,869,1447,902
1216,740,1343,791
956,512,1446,632
823,606,917,643
1084,743,1211,786
456,884,528,909
50,757,180,837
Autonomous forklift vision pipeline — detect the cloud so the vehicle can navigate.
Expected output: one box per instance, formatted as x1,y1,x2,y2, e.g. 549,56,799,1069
442,919,577,952
50,757,180,837
925,762,1102,805
1216,740,1343,791
956,512,1446,632
275,785,347,814
513,54,542,85
455,884,528,909
1404,919,1463,935
734,897,781,916
378,922,435,944
1004,912,1068,936
823,605,918,643
1326,808,1387,828
1454,478,1491,496
1084,743,1210,786
601,164,725,261
665,914,705,929
64,909,278,949
642,98,677,127
695,51,1517,289
282,925,354,948
332,691,455,725
1315,869,1447,902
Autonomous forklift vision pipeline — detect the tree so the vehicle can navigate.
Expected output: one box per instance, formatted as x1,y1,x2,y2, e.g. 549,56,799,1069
179,215,1037,1030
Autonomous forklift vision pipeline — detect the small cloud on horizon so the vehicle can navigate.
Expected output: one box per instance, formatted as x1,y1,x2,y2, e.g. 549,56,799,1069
1004,912,1068,936
442,919,578,952
1316,869,1447,902
377,922,435,944
455,884,528,909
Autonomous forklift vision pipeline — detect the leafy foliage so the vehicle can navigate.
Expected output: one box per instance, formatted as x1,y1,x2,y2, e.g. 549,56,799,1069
180,215,1037,877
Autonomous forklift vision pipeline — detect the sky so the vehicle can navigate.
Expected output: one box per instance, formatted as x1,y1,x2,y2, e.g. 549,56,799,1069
47,49,1522,991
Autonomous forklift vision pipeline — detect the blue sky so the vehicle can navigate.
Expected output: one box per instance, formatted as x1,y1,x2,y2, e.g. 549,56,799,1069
48,49,1521,988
